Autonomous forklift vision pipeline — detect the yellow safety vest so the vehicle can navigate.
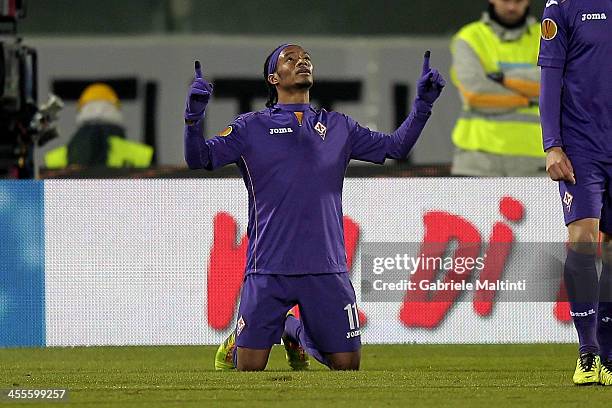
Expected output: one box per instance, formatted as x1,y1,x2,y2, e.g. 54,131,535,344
451,20,544,157
45,136,153,169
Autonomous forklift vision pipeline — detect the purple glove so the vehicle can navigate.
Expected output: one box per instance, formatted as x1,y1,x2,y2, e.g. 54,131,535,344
416,51,446,106
185,60,213,122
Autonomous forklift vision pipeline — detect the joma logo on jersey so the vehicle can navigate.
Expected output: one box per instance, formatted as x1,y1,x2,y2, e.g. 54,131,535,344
346,329,361,339
570,309,596,318
582,13,607,21
269,127,293,135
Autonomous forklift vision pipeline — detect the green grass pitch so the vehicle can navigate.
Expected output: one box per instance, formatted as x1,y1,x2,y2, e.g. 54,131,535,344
0,344,610,407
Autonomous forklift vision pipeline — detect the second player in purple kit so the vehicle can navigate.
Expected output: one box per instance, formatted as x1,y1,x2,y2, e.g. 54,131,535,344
538,0,612,385
185,44,445,371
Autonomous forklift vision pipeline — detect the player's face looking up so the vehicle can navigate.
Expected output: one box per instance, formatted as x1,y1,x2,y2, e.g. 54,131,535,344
268,45,313,91
489,0,530,26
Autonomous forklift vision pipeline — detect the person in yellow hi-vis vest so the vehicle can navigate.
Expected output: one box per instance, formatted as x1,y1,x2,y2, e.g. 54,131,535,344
45,83,153,169
450,0,545,176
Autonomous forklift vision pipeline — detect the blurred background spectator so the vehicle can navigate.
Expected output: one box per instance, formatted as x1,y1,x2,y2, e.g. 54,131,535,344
45,83,153,169
450,0,545,177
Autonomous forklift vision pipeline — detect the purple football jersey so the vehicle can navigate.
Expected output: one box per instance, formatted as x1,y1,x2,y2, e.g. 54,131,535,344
537,0,612,160
185,102,431,275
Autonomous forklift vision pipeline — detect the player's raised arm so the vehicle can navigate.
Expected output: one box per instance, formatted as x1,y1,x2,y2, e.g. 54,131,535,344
348,51,445,163
185,61,212,124
183,61,245,170
417,50,446,107
184,60,213,169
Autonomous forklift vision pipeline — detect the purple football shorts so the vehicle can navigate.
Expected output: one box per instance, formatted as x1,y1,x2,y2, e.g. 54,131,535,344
234,272,362,353
559,153,612,232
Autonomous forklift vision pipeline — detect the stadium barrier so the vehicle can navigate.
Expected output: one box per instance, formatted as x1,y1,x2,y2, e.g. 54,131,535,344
0,178,575,347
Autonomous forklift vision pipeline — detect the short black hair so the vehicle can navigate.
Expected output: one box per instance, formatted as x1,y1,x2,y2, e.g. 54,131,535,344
263,52,278,108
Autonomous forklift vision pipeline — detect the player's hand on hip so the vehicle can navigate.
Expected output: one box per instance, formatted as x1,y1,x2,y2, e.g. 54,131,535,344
416,51,446,105
185,60,213,122
545,147,576,184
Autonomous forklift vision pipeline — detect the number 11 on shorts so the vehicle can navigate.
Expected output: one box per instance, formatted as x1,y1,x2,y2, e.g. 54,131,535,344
344,303,360,330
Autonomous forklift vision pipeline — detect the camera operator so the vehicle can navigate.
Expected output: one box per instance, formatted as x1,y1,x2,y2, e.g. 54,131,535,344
0,0,62,179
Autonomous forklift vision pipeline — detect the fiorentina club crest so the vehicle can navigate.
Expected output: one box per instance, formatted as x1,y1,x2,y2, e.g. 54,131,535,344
314,121,327,140
563,191,573,212
236,316,246,337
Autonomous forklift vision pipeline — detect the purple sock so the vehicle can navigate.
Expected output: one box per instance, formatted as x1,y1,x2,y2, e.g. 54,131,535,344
564,248,599,355
598,263,612,361
284,315,330,367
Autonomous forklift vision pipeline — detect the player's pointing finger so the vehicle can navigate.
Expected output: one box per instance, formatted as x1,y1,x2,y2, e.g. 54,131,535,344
194,60,203,79
422,51,431,76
